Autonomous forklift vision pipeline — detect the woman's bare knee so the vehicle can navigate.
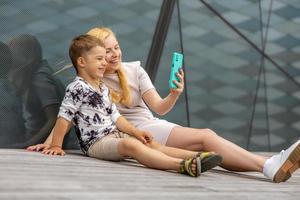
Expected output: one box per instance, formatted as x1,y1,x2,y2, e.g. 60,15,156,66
203,128,218,137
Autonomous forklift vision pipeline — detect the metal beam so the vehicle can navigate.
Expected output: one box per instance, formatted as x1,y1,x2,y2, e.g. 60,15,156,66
145,0,175,82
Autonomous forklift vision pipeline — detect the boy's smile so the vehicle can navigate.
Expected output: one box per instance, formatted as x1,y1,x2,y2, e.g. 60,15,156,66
80,46,107,80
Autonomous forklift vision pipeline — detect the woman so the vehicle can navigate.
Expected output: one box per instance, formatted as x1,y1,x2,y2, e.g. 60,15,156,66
28,27,300,183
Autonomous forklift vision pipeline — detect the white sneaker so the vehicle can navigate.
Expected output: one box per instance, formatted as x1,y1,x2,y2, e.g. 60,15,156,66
263,140,300,183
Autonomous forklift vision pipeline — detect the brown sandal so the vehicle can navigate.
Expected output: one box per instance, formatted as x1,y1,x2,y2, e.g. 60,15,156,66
179,157,201,177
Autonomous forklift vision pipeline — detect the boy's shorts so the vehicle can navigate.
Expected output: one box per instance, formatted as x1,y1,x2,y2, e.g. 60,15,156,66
87,129,135,161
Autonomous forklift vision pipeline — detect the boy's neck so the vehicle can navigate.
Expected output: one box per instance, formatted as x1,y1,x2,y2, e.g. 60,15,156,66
78,72,100,89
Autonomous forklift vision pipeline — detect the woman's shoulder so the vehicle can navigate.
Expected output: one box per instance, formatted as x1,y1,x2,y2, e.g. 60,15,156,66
122,61,150,78
122,61,142,72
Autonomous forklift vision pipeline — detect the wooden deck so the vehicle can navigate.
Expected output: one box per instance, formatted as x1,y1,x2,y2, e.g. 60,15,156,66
0,149,299,200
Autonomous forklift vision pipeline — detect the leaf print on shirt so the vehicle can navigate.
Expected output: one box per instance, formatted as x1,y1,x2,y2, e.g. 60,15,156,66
106,107,113,115
69,85,84,104
65,110,73,118
76,111,91,126
102,127,112,136
93,113,102,124
86,91,105,108
74,126,85,147
84,115,90,125
73,114,79,126
85,130,100,141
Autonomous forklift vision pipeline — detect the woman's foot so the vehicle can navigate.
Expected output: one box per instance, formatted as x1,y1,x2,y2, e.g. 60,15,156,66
263,140,300,183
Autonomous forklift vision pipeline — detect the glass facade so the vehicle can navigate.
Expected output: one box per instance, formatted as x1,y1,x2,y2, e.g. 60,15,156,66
154,0,300,151
0,0,299,151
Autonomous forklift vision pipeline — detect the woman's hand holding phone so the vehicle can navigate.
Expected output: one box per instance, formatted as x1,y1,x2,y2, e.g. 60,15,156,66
170,68,184,95
169,52,184,96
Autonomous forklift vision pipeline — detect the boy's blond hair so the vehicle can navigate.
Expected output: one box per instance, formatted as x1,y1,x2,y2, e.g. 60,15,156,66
87,27,132,107
69,34,105,73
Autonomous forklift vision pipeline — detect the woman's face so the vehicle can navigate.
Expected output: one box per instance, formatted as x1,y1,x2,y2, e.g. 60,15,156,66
103,34,122,73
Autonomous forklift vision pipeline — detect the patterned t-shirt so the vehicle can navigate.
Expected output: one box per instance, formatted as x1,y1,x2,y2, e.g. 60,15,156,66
58,76,121,154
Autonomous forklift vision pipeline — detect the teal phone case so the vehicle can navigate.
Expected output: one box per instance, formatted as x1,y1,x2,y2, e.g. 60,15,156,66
169,52,183,89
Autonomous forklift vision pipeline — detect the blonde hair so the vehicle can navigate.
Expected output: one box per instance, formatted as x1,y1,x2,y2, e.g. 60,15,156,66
87,27,132,107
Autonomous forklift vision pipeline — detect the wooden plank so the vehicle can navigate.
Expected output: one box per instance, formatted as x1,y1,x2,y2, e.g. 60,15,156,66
0,149,299,200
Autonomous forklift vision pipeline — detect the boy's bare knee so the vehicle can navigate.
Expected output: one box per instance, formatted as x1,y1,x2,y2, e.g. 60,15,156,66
119,138,141,154
148,140,162,149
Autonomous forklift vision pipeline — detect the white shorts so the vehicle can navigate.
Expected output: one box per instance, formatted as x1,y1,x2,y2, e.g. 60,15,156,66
135,118,180,145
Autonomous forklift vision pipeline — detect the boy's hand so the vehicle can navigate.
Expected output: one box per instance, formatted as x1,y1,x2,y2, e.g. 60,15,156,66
134,130,153,144
170,68,184,95
42,146,65,156
27,144,50,152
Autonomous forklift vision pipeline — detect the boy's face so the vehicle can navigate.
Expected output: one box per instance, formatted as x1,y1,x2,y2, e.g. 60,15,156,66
79,46,107,79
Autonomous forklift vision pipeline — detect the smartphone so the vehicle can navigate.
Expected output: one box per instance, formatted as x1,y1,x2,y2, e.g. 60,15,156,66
169,52,183,89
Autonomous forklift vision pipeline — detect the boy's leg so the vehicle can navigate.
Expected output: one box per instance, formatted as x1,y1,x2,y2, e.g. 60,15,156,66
115,129,198,159
88,133,183,171
148,141,222,173
89,132,199,176
118,138,195,172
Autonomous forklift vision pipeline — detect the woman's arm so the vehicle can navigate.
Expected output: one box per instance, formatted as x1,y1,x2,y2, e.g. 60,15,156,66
142,69,184,116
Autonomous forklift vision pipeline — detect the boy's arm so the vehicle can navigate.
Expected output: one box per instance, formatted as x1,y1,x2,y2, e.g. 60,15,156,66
26,128,53,151
43,130,53,145
25,104,58,145
42,117,72,156
115,116,153,144
27,121,73,152
108,87,153,144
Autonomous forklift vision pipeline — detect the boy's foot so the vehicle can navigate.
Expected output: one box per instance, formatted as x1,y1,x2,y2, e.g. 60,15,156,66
263,140,300,183
179,157,201,177
196,152,223,173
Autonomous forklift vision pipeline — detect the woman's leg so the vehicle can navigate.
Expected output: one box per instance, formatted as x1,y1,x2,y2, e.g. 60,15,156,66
118,138,197,173
147,140,198,159
166,127,267,172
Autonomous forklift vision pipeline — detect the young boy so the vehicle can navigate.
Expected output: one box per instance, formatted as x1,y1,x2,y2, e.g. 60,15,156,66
42,34,222,177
